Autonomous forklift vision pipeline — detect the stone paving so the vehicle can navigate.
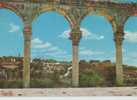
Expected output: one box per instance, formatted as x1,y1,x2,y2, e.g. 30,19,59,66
0,87,137,96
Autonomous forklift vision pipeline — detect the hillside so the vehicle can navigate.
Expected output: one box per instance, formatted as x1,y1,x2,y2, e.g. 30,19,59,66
0,57,137,88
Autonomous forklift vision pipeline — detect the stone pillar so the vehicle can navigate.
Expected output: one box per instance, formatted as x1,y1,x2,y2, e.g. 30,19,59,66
114,27,124,86
23,24,31,88
70,29,82,87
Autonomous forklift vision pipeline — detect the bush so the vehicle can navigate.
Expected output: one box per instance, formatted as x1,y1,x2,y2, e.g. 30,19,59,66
80,70,105,87
124,66,137,70
0,80,23,88
30,79,55,88
106,66,116,85
0,79,55,88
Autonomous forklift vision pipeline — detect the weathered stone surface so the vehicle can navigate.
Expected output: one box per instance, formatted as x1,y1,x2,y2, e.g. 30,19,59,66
0,0,137,88
0,87,137,96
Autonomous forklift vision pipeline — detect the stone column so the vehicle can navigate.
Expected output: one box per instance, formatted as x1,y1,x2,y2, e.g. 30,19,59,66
23,24,31,88
114,27,124,86
70,29,82,87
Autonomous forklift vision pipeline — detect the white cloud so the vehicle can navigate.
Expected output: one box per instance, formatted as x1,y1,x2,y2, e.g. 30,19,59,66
122,49,126,53
31,37,70,60
31,38,42,44
59,28,104,40
31,38,51,49
44,51,67,56
58,29,70,39
81,28,104,40
33,42,51,49
123,51,137,66
124,31,137,43
80,48,104,56
9,23,20,33
47,46,60,52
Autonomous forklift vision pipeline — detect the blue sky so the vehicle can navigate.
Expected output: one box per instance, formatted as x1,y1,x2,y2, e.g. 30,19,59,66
0,6,137,66
115,0,137,3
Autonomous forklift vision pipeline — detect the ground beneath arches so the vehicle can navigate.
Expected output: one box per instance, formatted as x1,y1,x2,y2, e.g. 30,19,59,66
0,87,137,96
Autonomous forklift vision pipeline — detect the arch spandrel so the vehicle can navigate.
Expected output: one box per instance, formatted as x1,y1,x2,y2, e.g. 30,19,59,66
0,2,22,20
33,5,76,29
112,13,129,33
122,8,137,30
130,8,137,16
80,7,117,33
133,13,137,16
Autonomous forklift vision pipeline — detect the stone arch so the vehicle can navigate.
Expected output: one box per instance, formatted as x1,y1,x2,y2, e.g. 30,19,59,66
0,3,23,21
0,3,24,56
132,11,137,16
122,14,137,67
80,7,117,33
125,11,137,23
122,14,136,35
123,14,137,40
0,3,25,39
33,5,75,29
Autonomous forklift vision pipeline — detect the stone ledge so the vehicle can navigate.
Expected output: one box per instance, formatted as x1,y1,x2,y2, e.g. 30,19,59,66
0,87,137,96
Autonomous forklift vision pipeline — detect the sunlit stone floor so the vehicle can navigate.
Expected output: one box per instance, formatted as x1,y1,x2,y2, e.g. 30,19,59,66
0,87,137,96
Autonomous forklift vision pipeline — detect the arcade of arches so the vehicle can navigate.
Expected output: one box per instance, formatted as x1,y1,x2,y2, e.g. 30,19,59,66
0,0,137,88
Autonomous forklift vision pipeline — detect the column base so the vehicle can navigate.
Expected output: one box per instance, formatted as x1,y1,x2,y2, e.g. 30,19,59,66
72,82,79,87
116,65,124,86
116,78,124,86
23,81,30,88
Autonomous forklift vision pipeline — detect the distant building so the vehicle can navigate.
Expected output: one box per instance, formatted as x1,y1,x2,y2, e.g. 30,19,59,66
0,56,23,69
101,60,112,66
89,60,100,63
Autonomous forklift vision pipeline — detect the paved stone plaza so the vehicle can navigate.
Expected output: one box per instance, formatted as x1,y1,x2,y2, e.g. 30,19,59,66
1,0,137,88
0,87,137,96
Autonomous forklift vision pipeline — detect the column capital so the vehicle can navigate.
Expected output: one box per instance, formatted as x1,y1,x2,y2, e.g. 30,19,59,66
24,24,32,33
70,29,82,46
114,26,124,45
24,24,32,41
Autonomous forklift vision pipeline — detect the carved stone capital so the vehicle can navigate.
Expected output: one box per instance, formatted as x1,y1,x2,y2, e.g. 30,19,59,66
70,29,82,46
24,24,32,41
0,3,6,8
114,26,124,45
